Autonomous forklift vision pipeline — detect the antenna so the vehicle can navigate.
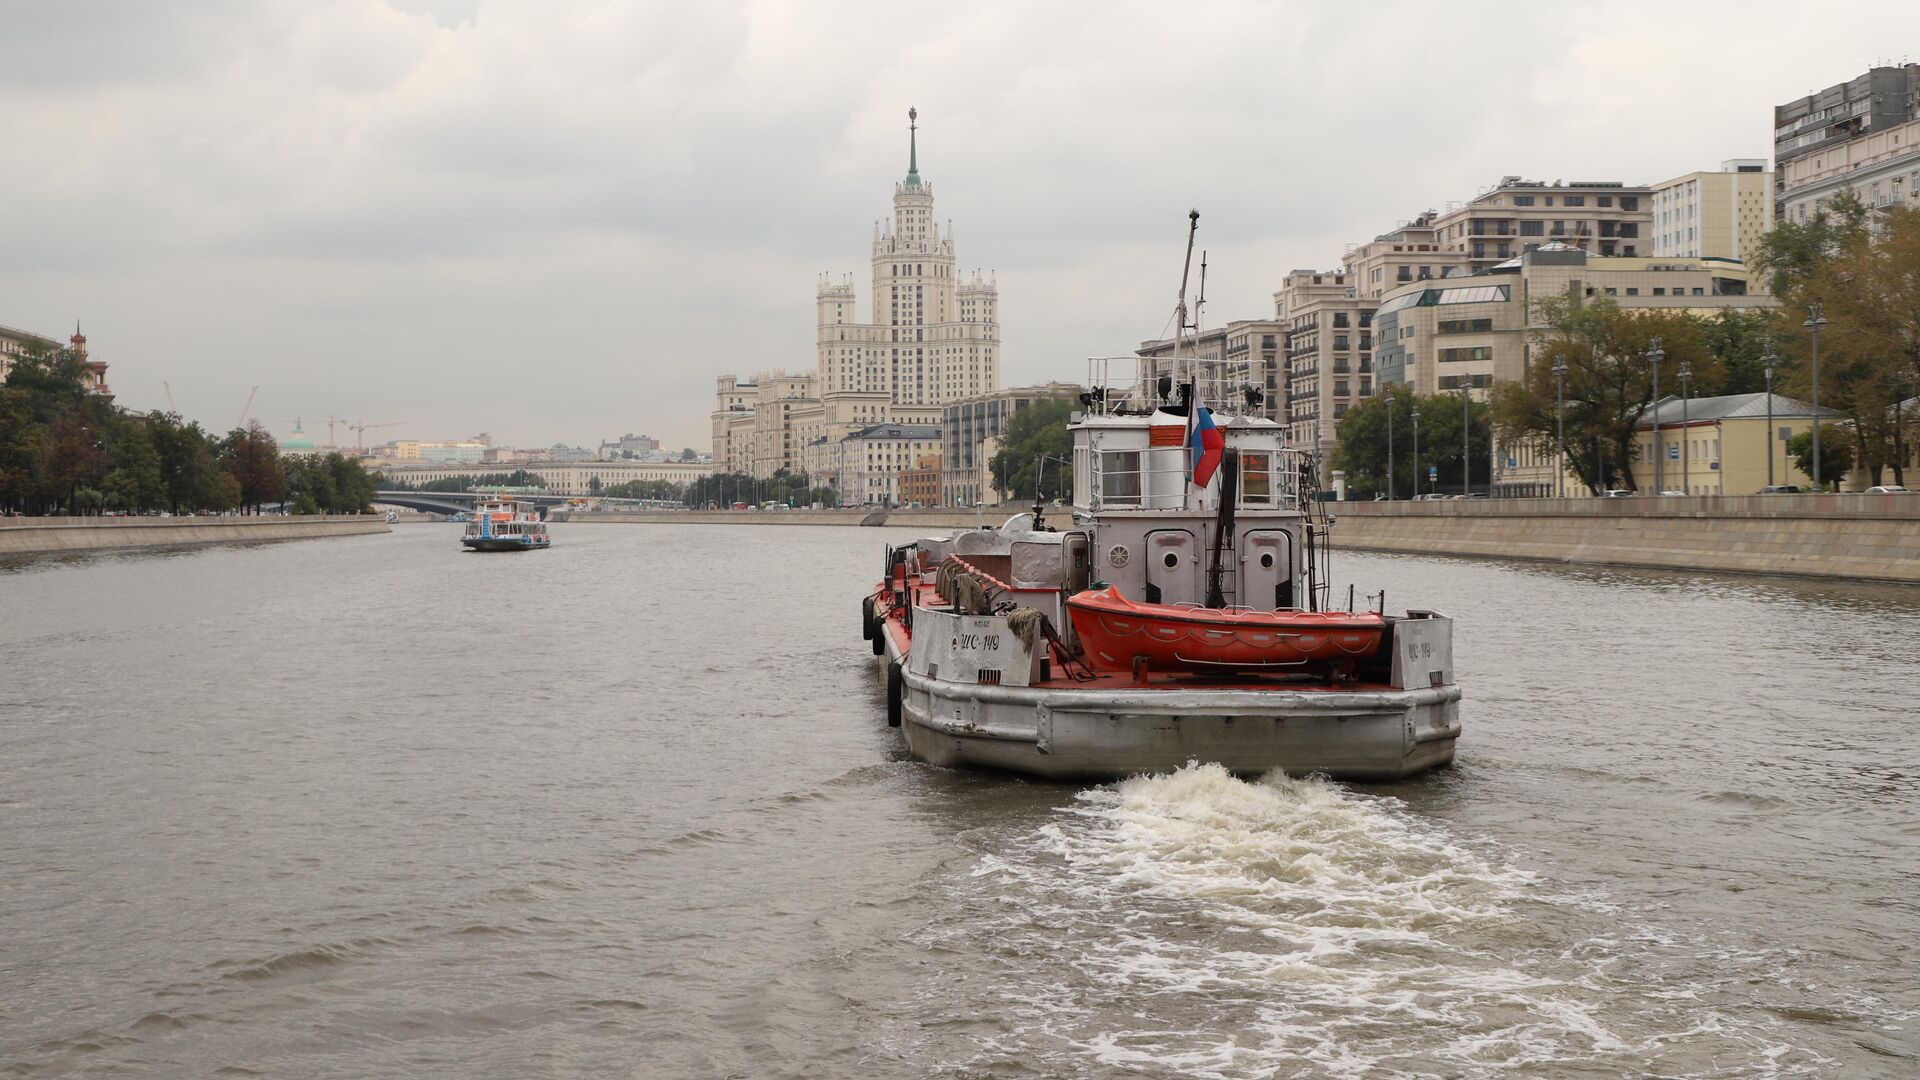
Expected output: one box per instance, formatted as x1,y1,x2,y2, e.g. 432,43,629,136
1194,250,1209,333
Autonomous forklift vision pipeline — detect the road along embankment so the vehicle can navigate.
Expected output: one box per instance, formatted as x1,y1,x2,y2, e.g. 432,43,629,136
0,515,392,557
1327,495,1920,584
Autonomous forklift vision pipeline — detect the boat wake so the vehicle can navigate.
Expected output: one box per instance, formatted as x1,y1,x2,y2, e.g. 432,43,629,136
923,762,1833,1078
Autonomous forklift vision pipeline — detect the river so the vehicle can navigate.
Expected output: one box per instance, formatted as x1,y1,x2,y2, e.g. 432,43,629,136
2,523,1915,1078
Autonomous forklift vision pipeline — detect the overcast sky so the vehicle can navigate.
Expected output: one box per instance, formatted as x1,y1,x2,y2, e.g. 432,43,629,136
4,1,1916,450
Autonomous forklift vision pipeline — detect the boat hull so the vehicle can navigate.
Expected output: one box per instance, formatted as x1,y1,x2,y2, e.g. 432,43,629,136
897,665,1459,782
461,537,550,552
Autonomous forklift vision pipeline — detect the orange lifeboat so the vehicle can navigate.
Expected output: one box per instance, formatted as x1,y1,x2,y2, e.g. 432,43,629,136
1066,586,1386,673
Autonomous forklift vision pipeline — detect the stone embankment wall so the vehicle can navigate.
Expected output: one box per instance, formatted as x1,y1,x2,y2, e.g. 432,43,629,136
558,496,1920,583
555,508,996,529
0,515,391,557
1328,495,1920,583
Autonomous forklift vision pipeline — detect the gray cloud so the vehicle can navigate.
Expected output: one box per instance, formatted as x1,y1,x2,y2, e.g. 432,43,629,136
2,0,1914,448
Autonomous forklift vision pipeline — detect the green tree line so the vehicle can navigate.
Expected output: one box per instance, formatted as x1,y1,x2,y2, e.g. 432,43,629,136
1,341,375,516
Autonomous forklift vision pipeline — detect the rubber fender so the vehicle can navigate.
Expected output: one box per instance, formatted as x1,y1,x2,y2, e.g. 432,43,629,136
885,660,903,727
861,595,876,640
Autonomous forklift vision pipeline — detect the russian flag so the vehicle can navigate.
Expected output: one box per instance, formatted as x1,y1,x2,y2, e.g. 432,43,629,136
1188,406,1224,487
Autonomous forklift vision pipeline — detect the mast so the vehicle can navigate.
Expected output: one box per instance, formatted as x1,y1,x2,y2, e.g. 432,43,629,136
1173,210,1199,394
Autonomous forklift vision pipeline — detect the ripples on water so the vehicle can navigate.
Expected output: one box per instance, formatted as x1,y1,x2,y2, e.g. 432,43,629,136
1,527,1916,1077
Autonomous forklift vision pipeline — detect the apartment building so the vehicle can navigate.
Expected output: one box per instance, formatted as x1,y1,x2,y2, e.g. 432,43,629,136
836,423,943,506
1342,212,1471,301
1431,177,1651,272
1775,64,1920,222
1652,160,1775,270
938,382,1080,508
1275,270,1373,469
1373,246,1776,495
1136,320,1286,422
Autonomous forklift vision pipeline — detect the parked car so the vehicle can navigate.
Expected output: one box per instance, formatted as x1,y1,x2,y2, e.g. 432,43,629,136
1656,490,1688,497
1412,493,1451,501
1758,485,1803,494
1864,485,1910,494
1600,489,1636,498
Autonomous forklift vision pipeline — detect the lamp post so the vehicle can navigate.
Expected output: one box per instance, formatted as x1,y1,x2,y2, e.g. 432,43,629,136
1552,357,1568,499
1461,383,1472,498
1386,388,1395,501
1411,402,1421,498
1762,345,1777,489
1805,304,1828,490
1647,337,1666,494
1678,358,1692,495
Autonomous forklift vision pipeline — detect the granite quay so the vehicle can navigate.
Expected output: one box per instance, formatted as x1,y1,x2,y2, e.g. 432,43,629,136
0,515,391,557
1328,495,1920,583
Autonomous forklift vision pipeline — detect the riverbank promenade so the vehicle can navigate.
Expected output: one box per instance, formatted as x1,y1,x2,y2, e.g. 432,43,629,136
0,515,391,557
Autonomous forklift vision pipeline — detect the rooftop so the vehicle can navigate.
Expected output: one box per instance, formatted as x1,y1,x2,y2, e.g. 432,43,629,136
1636,392,1844,427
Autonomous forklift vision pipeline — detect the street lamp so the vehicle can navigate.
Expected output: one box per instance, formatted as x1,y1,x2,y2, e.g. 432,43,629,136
1678,357,1692,495
1552,357,1568,499
1804,303,1828,490
1386,389,1395,501
1461,383,1472,498
1647,337,1666,494
1411,402,1421,498
1762,344,1777,489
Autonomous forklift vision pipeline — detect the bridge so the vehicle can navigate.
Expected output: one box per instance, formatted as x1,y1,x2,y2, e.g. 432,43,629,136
371,491,681,515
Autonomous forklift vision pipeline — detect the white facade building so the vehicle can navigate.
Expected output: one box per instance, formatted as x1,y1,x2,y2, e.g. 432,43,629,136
1652,160,1774,265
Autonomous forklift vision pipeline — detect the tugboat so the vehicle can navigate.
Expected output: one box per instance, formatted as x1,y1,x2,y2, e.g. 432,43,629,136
460,495,552,552
859,214,1460,780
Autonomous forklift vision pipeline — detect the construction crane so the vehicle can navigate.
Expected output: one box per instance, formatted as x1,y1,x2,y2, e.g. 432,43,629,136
326,415,341,449
236,386,259,429
350,420,403,453
162,381,176,413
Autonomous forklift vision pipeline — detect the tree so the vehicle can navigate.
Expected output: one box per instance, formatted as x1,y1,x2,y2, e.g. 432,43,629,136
1493,295,1715,494
223,422,285,513
1699,308,1777,397
989,397,1076,501
1334,383,1489,498
680,447,697,461
1762,201,1920,486
101,416,166,512
1787,424,1854,488
1754,188,1869,298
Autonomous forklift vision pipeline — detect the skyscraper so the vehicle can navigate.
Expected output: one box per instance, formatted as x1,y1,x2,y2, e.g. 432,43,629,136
815,107,1001,406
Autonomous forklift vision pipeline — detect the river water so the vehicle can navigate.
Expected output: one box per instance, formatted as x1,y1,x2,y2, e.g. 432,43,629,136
2,523,1915,1078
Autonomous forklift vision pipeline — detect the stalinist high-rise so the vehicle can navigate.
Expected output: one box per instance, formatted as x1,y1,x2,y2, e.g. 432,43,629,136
815,107,1001,406
714,109,1005,482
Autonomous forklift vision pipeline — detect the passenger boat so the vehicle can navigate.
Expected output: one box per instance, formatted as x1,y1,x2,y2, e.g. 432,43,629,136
460,496,551,552
858,213,1460,781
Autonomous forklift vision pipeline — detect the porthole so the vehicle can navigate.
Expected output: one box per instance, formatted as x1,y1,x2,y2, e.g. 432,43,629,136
1259,552,1275,570
1162,552,1179,570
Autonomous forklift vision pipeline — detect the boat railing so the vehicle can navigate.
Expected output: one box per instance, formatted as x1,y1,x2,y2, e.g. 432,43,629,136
1082,355,1252,417
1083,444,1311,510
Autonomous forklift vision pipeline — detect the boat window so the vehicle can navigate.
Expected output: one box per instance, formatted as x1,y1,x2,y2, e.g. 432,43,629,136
1241,452,1273,506
1101,450,1144,505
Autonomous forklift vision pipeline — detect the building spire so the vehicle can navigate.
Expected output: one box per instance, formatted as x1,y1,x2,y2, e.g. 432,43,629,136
905,106,920,186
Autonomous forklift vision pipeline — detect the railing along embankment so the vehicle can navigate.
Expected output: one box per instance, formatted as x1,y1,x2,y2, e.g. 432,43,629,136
1329,495,1920,583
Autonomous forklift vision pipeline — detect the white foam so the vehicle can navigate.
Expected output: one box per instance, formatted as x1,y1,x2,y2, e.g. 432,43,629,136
937,762,1840,1078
